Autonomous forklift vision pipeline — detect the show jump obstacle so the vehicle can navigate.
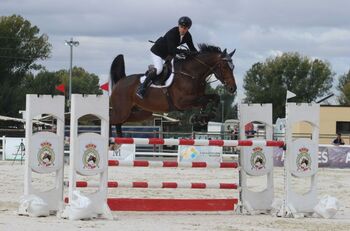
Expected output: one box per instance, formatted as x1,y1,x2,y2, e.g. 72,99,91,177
239,104,274,214
21,94,319,217
23,95,65,214
283,103,320,216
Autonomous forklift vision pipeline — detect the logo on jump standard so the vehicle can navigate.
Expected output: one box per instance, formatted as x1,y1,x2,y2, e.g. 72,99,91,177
250,146,266,170
296,147,311,172
82,143,100,169
37,141,55,167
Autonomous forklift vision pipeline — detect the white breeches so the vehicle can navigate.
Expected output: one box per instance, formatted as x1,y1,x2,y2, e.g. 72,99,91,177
151,52,164,75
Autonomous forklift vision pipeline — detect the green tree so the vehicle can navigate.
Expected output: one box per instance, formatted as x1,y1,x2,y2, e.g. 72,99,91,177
0,15,51,116
24,70,61,94
24,67,102,95
243,52,333,121
55,67,102,95
22,67,102,111
215,85,237,122
337,70,350,105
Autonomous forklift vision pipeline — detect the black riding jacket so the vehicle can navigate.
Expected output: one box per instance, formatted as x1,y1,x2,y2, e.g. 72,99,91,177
151,27,197,59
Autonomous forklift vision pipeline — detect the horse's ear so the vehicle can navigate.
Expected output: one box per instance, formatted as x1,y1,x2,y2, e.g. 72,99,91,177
229,49,236,57
223,48,227,55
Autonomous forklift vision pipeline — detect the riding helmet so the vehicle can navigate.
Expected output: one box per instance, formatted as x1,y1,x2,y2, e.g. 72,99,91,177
178,16,192,28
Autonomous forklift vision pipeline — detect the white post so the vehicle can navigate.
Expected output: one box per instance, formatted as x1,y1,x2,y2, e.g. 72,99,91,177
68,94,109,216
22,94,65,215
1,136,5,161
239,104,274,214
283,103,319,217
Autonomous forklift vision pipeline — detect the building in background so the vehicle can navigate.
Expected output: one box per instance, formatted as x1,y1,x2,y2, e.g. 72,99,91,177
289,105,350,144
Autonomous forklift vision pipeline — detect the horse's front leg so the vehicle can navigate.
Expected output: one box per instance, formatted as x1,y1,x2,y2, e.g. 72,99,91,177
196,94,220,108
175,94,219,110
205,94,220,104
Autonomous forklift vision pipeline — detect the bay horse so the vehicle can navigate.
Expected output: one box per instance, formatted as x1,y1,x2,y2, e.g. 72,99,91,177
110,44,237,137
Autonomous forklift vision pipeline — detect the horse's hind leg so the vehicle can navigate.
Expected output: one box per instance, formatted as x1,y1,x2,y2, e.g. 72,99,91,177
115,124,122,137
110,103,133,137
126,110,153,122
109,123,122,139
111,111,152,137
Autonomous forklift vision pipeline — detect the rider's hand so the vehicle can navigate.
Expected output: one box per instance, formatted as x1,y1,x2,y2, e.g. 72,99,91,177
183,50,191,55
165,55,174,62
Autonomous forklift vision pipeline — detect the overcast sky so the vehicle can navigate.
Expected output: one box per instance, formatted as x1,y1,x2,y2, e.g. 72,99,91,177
2,0,349,102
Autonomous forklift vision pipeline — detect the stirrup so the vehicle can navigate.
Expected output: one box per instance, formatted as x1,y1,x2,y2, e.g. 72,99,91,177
136,90,144,99
136,92,144,99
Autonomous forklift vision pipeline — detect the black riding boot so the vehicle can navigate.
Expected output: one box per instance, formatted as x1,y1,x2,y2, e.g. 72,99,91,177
136,69,156,99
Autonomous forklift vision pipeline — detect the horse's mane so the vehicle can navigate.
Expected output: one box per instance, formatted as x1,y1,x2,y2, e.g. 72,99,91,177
198,43,222,54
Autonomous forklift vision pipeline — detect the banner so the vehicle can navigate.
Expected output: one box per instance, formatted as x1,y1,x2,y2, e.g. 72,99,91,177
108,144,135,161
5,137,25,161
178,145,222,162
273,145,350,168
318,145,350,168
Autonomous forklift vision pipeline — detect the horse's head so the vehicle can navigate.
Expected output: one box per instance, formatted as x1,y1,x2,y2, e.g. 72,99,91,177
212,48,237,94
195,44,237,94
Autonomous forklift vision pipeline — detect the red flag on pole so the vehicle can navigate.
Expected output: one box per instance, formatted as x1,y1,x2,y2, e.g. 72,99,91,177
100,82,109,92
55,84,65,94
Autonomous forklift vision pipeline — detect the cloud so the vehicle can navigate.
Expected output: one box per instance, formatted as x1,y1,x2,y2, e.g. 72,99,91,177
1,0,349,103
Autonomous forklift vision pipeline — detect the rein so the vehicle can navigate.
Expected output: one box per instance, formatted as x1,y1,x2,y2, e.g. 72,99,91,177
206,75,219,84
174,55,225,84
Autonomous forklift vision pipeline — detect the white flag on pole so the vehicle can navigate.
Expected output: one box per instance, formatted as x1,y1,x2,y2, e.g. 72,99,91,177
286,90,296,100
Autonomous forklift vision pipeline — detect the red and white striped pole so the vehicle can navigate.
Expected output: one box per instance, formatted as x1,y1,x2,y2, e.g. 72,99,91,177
65,181,238,190
111,137,284,147
108,160,238,168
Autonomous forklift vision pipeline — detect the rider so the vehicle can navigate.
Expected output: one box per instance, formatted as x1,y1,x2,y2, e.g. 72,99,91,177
136,16,198,99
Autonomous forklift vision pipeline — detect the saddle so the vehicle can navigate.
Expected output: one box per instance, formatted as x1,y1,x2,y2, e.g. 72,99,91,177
145,60,173,86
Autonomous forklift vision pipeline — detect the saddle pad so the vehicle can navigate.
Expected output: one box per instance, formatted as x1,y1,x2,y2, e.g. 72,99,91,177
140,73,174,88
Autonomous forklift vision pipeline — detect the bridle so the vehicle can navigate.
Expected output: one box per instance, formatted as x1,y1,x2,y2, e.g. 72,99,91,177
175,54,234,86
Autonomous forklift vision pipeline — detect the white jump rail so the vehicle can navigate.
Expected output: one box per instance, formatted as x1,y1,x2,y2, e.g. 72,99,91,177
107,160,238,168
64,181,238,189
111,137,283,147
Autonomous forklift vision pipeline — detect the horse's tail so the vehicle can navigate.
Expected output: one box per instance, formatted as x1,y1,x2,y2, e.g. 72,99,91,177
110,54,126,87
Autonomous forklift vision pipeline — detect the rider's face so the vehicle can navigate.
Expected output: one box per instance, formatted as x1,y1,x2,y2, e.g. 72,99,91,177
178,25,189,36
